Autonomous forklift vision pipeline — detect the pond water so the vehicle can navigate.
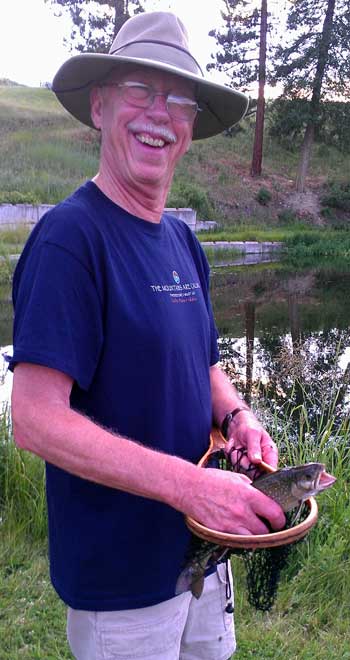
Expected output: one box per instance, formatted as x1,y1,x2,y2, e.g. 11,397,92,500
210,257,350,435
1,256,350,425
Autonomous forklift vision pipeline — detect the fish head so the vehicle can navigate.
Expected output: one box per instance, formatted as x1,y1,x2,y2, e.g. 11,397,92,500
289,462,336,501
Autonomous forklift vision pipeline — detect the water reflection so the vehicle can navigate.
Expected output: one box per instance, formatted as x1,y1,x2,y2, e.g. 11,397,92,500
211,261,350,436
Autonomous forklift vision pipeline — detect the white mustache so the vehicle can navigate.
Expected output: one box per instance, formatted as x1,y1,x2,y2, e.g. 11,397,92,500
127,121,177,143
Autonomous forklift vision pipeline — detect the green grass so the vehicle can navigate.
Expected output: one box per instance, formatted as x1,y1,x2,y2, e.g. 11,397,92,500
198,226,303,243
1,386,350,658
0,85,99,204
1,539,71,659
204,246,242,265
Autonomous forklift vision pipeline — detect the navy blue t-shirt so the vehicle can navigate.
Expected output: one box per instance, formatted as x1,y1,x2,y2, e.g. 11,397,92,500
11,181,220,610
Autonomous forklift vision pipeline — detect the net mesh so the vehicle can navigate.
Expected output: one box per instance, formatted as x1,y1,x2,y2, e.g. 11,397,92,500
203,448,309,611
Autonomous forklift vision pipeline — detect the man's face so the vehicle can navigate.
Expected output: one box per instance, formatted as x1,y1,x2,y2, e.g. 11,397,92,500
91,67,196,195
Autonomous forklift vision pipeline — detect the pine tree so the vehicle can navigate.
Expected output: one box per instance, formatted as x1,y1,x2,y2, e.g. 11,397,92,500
45,0,145,53
273,0,350,192
207,0,271,176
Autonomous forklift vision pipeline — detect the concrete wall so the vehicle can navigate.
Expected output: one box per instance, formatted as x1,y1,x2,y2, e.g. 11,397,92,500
0,204,53,227
0,204,198,230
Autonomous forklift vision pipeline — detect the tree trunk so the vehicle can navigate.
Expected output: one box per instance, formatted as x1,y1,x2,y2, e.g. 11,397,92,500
250,0,268,177
244,302,255,405
113,0,128,37
288,292,304,410
295,124,315,192
295,0,336,192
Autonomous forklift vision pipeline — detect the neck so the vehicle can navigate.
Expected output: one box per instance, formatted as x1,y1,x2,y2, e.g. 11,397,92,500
92,168,170,223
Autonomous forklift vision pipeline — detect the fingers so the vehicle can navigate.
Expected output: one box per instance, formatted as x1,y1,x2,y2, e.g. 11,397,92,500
260,432,279,469
252,490,286,531
226,417,279,469
189,468,285,536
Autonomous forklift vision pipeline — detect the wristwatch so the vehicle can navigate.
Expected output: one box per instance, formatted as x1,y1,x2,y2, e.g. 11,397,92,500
221,407,248,439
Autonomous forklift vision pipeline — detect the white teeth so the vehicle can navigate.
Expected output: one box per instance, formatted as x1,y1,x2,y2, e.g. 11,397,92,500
135,134,165,148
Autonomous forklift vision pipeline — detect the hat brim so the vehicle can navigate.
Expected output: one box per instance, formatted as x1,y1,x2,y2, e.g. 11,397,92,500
52,53,249,140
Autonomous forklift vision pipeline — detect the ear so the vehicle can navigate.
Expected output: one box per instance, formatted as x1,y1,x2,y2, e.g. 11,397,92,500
185,138,192,153
90,87,104,130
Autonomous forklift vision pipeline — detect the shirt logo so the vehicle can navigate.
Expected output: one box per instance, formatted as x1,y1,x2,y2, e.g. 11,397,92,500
173,271,180,284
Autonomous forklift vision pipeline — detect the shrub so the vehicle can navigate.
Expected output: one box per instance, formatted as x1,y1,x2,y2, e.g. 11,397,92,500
256,187,272,206
0,190,40,205
278,209,298,225
321,181,350,213
167,181,214,219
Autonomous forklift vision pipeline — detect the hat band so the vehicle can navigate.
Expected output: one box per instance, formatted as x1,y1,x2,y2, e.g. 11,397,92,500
110,39,204,77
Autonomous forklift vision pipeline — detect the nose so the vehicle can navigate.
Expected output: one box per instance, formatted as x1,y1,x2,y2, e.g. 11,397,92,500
145,92,170,120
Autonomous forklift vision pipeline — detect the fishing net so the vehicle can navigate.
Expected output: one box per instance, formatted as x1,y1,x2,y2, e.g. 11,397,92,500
203,448,309,611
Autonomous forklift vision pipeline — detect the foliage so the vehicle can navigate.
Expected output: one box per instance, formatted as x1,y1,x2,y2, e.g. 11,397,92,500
0,408,47,542
269,98,350,153
272,0,350,191
45,0,145,53
255,186,272,206
207,0,270,176
285,231,350,257
0,190,40,205
277,209,299,226
0,79,22,87
207,0,267,91
167,181,215,220
321,181,350,213
273,0,350,101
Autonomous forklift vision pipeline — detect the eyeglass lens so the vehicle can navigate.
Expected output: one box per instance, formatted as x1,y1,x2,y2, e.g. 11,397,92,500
121,83,198,121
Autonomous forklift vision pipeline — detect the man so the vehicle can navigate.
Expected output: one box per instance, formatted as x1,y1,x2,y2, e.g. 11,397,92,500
10,11,284,660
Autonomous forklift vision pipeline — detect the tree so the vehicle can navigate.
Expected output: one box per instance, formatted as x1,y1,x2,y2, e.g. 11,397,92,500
45,0,145,53
250,0,267,176
207,0,270,176
273,0,350,192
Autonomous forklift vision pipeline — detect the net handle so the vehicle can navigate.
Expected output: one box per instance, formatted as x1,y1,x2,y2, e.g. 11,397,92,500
198,426,275,474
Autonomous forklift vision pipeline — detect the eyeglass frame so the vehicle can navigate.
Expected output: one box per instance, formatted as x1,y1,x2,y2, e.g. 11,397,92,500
98,81,203,122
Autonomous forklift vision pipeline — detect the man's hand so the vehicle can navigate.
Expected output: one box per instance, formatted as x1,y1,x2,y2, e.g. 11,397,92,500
182,467,285,536
210,364,278,470
225,409,278,469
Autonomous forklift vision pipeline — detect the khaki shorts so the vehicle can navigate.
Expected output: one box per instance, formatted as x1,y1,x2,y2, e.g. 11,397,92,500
67,563,235,660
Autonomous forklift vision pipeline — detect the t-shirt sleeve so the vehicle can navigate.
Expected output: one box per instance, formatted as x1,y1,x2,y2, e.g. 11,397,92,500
10,241,104,390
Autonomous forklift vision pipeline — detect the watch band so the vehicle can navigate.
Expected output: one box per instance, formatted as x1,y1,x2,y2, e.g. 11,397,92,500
221,407,248,439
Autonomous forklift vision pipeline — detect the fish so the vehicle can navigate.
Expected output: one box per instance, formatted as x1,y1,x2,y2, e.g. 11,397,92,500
175,462,336,599
175,545,228,599
252,462,336,512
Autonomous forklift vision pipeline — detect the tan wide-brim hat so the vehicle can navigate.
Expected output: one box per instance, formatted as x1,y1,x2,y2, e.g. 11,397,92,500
52,11,249,141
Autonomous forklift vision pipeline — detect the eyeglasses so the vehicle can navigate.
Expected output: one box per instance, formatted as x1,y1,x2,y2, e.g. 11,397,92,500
100,81,202,122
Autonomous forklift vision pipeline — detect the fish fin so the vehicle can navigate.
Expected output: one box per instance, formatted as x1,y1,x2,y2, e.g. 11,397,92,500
175,567,206,599
175,567,193,595
290,501,303,527
191,575,205,599
175,551,213,596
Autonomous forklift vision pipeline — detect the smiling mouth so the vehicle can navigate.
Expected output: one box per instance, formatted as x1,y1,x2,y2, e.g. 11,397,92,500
135,133,166,148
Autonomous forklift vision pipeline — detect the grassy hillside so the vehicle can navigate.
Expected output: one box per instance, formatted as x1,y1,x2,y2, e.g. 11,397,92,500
1,84,349,227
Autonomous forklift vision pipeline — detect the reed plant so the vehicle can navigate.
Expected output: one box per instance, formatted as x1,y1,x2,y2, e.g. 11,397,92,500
0,407,47,543
231,390,350,658
204,246,242,265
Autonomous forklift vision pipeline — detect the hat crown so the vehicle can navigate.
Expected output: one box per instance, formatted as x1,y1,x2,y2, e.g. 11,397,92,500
109,11,201,76
111,12,189,52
